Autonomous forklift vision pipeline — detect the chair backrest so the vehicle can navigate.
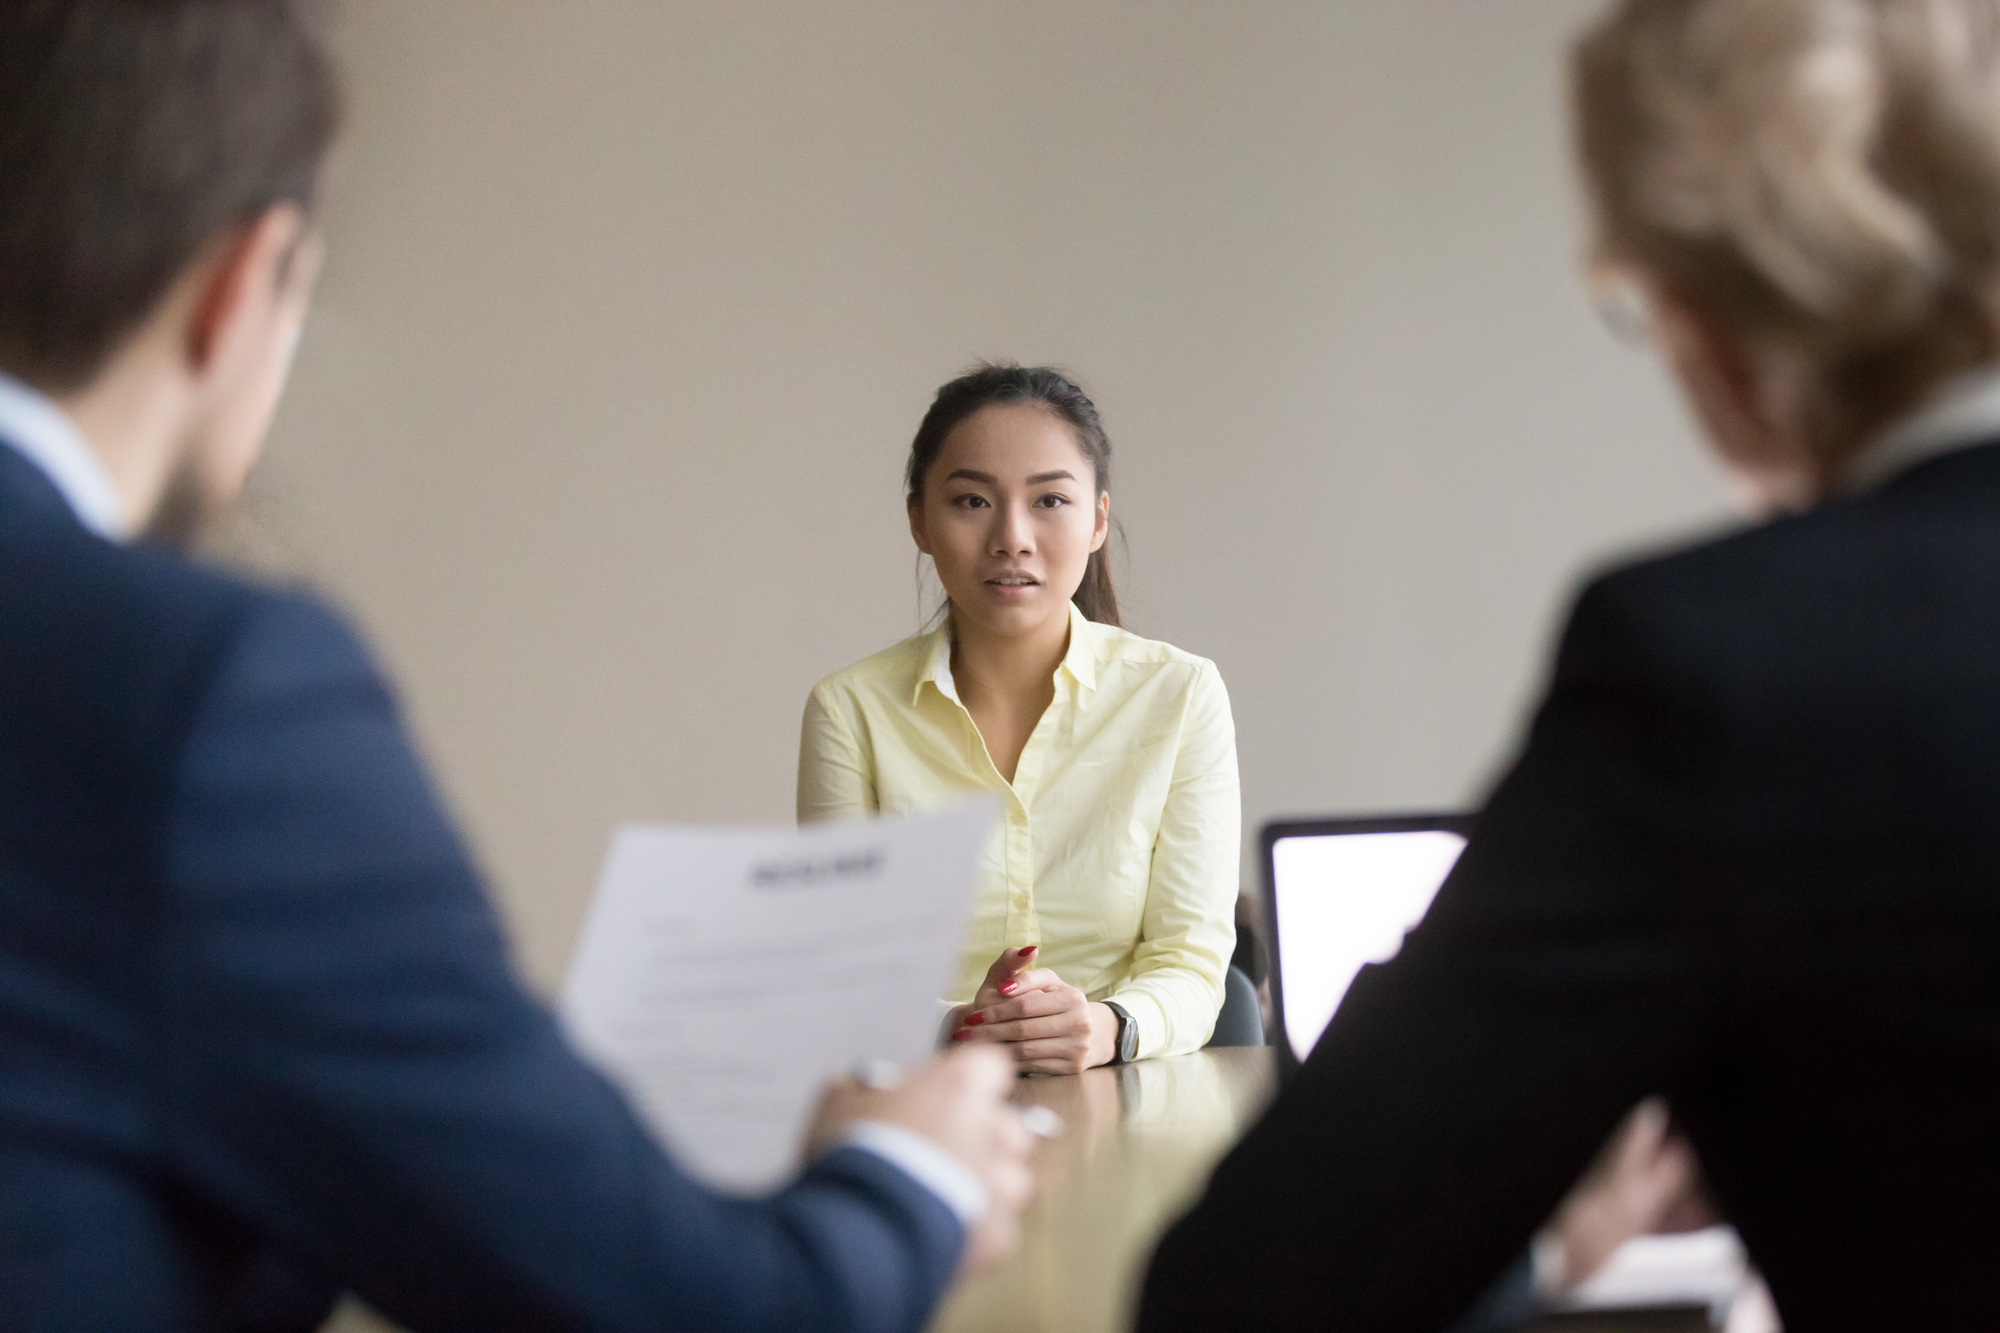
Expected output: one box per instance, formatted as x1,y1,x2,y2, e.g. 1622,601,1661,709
1261,813,1473,1074
1204,964,1265,1047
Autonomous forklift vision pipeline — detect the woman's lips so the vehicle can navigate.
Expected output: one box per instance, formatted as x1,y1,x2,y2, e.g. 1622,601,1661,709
985,575,1040,597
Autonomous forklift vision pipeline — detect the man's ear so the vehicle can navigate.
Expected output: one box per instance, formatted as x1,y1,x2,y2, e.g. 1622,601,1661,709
908,494,933,557
183,204,309,374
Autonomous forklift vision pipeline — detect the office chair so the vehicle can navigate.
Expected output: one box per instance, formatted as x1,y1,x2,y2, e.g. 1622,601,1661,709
1204,964,1265,1047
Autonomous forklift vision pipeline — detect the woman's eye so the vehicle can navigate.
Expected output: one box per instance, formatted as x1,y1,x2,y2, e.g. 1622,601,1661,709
1035,494,1070,508
954,494,990,509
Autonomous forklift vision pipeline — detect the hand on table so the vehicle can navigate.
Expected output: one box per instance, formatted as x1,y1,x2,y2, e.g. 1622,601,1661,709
1543,1096,1719,1290
806,1044,1036,1274
948,946,1119,1075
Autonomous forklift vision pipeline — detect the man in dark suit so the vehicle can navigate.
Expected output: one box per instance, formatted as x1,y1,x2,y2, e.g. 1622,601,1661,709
0,3,1030,1329
1138,1,2000,1328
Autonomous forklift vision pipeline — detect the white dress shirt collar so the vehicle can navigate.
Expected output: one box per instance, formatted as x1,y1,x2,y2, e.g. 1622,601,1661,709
0,371,129,540
1845,360,2000,495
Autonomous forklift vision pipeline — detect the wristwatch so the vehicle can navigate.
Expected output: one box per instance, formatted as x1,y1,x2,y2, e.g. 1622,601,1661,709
1103,1000,1138,1065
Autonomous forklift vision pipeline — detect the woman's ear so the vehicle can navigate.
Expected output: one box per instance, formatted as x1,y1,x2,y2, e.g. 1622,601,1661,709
1653,294,1821,514
907,494,933,557
1090,491,1110,554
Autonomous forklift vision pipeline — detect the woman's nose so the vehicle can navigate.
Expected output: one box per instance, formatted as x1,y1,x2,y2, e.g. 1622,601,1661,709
991,503,1033,555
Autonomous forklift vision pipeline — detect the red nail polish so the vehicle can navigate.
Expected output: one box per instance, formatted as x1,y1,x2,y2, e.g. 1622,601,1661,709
949,1029,973,1042
1000,982,1019,996
963,1011,985,1027
1019,945,1038,956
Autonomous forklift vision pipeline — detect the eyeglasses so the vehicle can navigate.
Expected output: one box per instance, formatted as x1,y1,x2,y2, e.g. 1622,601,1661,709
1587,262,1657,346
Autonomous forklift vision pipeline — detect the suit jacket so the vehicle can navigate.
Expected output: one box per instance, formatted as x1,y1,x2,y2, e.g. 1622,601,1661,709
0,442,962,1333
1139,440,2000,1331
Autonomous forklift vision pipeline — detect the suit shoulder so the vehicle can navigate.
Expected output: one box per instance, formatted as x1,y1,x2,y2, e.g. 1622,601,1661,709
0,531,373,756
0,532,286,717
2,524,251,630
1578,492,1939,632
1577,511,1775,599
1553,491,1986,716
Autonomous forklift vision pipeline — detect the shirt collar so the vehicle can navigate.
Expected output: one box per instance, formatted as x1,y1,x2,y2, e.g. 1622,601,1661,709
910,601,1101,706
0,371,129,540
1845,360,2000,495
914,619,958,706
1058,601,1099,694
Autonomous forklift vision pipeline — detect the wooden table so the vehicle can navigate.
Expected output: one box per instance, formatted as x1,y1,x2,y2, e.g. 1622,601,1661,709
324,1042,1730,1333
321,1048,1277,1333
926,1047,1735,1333
928,1046,1278,1333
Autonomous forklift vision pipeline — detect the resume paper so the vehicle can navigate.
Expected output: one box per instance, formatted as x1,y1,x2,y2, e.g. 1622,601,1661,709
560,797,998,1192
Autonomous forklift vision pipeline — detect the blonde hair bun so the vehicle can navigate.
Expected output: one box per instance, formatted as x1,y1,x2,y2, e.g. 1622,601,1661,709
1577,0,2000,439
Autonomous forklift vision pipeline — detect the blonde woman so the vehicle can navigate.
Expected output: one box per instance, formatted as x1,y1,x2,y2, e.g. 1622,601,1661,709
1146,1,2000,1328
798,364,1239,1075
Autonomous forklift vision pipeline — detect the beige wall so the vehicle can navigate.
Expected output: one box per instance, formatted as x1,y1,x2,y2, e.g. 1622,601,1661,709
258,0,1725,997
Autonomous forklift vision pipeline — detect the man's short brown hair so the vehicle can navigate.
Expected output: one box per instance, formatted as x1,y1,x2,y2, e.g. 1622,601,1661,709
0,0,342,392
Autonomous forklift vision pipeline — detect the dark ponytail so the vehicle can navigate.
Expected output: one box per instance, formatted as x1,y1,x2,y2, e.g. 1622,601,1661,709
906,363,1122,627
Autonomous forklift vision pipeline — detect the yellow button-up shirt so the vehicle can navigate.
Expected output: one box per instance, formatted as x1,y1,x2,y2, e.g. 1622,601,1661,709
797,604,1240,1058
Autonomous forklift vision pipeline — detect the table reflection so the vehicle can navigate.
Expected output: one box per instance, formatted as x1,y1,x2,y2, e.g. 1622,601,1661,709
929,1047,1277,1333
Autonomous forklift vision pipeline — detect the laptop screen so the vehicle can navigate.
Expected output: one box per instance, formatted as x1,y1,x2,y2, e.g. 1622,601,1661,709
1265,818,1470,1066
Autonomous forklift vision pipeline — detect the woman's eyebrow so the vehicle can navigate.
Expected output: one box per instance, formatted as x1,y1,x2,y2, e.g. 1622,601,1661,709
942,468,1077,485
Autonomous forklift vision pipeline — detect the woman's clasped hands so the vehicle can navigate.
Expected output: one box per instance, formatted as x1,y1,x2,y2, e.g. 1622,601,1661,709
947,945,1121,1075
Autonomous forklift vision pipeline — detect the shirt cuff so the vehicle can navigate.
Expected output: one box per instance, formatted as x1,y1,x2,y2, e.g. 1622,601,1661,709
1529,1228,1567,1297
1102,988,1169,1060
837,1121,989,1226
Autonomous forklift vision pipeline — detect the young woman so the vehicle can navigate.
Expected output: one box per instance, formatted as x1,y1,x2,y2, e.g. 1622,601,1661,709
798,364,1239,1075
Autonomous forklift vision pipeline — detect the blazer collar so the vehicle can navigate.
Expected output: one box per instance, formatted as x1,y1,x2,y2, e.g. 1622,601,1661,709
0,439,93,536
1847,360,2000,495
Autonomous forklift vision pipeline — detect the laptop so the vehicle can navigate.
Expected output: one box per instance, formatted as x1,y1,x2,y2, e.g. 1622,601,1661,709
1260,812,1475,1074
1258,812,1773,1327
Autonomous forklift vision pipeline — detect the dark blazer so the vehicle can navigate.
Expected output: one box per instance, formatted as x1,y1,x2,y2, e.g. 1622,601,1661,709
1139,440,2000,1332
0,441,962,1333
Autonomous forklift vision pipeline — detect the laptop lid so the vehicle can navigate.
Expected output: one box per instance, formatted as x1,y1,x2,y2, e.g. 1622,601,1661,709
1261,812,1474,1074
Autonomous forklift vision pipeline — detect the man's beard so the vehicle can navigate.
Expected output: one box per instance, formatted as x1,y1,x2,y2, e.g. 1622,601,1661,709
141,458,226,550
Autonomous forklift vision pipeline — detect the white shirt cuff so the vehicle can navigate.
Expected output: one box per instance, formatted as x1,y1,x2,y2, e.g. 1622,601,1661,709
837,1121,989,1226
1529,1228,1567,1297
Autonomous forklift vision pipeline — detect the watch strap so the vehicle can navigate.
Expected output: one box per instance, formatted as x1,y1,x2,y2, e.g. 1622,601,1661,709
1104,1000,1138,1064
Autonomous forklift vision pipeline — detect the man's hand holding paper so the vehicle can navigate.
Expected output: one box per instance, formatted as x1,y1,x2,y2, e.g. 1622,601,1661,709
562,796,1039,1271
809,1046,1036,1275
